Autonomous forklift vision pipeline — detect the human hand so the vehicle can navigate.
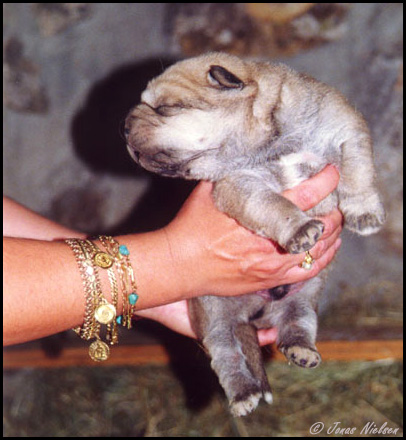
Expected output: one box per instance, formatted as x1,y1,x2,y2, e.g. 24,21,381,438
163,164,342,298
137,165,343,344
136,299,278,345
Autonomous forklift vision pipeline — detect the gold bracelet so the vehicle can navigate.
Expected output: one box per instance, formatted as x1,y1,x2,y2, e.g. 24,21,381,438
85,239,119,345
65,238,101,341
65,238,115,361
65,235,139,360
98,235,139,329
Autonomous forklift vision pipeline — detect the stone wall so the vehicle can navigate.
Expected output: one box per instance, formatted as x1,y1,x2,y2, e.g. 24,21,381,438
3,4,403,333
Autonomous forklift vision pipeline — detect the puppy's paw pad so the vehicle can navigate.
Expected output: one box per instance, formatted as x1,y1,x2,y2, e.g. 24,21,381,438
230,392,262,417
282,345,321,368
286,220,324,254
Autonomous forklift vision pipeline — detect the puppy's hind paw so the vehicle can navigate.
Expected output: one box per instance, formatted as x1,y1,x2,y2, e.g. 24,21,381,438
230,391,273,417
281,345,321,368
231,392,261,417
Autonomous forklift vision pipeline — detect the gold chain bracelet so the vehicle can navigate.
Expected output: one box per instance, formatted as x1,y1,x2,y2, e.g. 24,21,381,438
84,240,119,346
65,239,102,341
97,235,139,329
65,236,139,361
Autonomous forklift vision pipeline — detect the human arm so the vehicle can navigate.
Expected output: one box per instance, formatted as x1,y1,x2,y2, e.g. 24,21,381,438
3,165,342,346
3,194,188,344
3,227,191,345
3,196,85,240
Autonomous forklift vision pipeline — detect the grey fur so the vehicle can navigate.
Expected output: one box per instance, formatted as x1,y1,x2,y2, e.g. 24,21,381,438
125,53,385,416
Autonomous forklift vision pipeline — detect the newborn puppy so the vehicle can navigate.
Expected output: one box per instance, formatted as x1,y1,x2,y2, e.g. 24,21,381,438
125,52,385,416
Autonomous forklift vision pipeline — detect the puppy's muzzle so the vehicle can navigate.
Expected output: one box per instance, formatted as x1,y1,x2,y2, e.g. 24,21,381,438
127,144,184,177
124,108,192,178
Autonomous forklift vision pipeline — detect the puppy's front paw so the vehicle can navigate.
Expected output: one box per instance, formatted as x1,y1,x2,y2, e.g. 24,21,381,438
285,220,324,254
281,345,321,368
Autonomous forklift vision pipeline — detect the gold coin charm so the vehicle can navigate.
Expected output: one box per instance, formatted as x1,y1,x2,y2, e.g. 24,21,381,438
94,252,114,268
89,340,110,362
95,303,116,324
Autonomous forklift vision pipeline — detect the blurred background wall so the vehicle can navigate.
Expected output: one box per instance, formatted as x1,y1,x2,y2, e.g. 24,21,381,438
3,3,403,337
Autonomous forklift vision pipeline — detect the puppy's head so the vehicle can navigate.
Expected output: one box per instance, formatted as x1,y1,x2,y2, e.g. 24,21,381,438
125,53,281,180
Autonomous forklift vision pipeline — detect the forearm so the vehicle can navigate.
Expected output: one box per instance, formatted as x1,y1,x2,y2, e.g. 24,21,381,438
3,237,86,345
2,195,192,345
3,196,83,240
3,231,188,346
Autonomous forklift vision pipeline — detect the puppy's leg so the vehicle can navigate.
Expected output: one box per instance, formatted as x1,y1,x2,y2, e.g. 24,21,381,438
270,279,323,368
204,323,272,417
213,174,324,254
338,136,386,235
189,296,272,417
278,306,321,369
232,324,273,412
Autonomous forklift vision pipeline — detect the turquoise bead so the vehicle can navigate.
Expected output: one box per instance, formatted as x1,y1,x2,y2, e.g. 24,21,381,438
116,315,123,325
128,293,139,305
119,245,130,256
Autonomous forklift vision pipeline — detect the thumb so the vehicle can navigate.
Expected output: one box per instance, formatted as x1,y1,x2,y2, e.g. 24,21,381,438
282,165,340,211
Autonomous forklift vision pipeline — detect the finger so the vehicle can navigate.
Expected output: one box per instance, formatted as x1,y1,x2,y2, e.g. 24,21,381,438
290,225,342,269
194,180,214,197
282,165,340,211
257,327,278,346
285,237,342,282
316,209,344,240
184,180,214,211
257,220,341,282
272,207,342,272
269,213,341,274
309,237,342,275
135,301,197,339
302,212,343,261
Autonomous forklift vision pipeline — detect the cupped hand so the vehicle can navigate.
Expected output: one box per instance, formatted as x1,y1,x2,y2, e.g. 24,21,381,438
136,165,343,345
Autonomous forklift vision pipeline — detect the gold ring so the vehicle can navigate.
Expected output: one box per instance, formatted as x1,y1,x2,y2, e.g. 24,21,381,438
300,251,315,270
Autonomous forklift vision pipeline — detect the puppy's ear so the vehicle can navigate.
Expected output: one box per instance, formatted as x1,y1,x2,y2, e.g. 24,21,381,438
208,65,244,90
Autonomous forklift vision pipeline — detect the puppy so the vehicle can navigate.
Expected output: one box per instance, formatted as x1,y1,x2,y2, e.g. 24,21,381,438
125,52,385,416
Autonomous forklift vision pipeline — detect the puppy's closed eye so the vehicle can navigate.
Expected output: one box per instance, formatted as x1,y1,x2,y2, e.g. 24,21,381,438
154,104,183,117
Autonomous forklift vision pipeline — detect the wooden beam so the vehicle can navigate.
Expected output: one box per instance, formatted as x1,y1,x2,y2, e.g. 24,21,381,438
312,339,403,361
3,339,403,369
